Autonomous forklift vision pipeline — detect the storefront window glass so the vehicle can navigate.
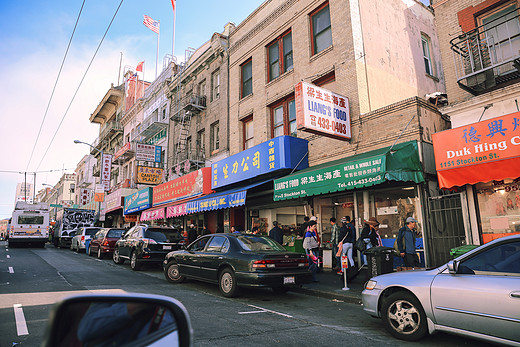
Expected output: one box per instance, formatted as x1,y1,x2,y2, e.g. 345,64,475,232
476,179,520,243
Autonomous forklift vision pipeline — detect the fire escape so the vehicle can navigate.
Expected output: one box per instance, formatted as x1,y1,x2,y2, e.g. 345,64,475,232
450,7,520,95
170,48,207,176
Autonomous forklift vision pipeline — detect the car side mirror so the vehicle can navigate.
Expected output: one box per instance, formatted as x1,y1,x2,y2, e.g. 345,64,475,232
42,293,193,347
447,260,458,274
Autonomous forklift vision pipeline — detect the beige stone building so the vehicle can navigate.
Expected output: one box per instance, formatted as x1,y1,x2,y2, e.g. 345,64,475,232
433,0,520,251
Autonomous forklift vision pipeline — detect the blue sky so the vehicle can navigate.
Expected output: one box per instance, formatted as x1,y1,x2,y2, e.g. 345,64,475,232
0,0,264,219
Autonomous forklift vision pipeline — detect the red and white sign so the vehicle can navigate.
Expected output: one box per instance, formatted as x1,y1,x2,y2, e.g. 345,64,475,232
141,207,165,221
166,203,187,218
136,143,157,161
114,142,132,160
295,81,351,140
80,188,91,206
101,154,112,191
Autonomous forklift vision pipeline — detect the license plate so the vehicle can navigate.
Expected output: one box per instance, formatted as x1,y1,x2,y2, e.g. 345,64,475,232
283,276,295,284
163,245,172,250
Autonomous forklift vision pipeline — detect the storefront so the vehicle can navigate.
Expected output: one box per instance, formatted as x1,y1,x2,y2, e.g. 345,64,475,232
273,140,427,266
123,187,152,227
433,111,520,244
104,188,135,228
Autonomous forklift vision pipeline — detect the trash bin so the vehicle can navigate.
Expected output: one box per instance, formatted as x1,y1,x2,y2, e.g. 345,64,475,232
85,239,91,255
450,244,478,258
363,246,394,278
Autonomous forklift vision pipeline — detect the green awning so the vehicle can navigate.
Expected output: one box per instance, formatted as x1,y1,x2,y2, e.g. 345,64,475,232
273,141,424,201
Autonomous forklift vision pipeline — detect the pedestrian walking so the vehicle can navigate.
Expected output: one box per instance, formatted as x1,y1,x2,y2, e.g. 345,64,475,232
337,216,356,275
299,216,310,237
330,217,340,269
397,217,422,268
187,224,197,244
361,217,380,264
268,221,283,244
303,220,320,282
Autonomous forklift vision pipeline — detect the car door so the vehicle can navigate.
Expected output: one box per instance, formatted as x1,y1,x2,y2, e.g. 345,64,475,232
430,240,520,342
177,236,211,278
119,227,137,258
198,236,230,281
91,230,104,252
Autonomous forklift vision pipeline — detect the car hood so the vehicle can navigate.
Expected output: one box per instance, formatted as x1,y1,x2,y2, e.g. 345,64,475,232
369,267,443,289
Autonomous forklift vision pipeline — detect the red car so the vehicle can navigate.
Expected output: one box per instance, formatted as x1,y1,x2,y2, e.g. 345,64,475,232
88,228,125,259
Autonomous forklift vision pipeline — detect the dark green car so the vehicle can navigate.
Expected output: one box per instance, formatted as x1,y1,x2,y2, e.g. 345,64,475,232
164,233,311,297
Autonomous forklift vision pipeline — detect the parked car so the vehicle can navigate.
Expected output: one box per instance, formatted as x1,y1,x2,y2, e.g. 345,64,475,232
71,227,102,252
362,234,520,345
163,233,311,297
88,228,125,259
113,225,184,271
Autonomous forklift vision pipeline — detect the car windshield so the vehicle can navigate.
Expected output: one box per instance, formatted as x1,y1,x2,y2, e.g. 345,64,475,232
107,229,124,238
85,228,101,236
236,235,286,251
145,229,181,243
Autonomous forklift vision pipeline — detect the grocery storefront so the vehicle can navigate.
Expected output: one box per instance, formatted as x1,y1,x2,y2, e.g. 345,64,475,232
433,111,520,245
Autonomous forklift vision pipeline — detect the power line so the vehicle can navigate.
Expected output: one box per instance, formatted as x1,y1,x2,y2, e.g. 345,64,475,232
34,0,125,172
25,0,86,172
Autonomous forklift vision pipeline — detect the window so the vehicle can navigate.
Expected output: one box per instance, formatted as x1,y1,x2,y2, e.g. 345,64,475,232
197,129,205,158
186,136,192,157
206,236,229,253
199,80,206,97
211,69,220,101
271,97,296,138
242,115,254,150
241,59,253,98
459,241,520,274
310,3,332,55
267,31,293,82
421,34,433,76
210,122,220,152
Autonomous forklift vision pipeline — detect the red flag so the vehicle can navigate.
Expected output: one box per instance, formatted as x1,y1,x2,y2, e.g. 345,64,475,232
143,15,159,34
136,61,144,72
171,0,176,11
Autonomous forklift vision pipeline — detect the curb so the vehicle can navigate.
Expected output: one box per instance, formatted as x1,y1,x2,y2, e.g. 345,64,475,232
292,286,363,305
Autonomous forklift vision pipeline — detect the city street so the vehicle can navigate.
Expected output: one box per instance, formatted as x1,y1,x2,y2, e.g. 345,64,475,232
0,242,487,346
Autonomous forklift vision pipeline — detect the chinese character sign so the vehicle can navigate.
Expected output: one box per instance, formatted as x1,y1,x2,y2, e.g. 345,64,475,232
433,112,520,172
136,166,163,185
295,81,351,140
136,143,161,162
153,167,212,206
101,154,112,191
211,136,309,189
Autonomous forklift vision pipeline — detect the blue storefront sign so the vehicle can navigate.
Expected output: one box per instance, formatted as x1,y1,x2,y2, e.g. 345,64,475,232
211,135,309,189
124,187,152,214
186,190,247,213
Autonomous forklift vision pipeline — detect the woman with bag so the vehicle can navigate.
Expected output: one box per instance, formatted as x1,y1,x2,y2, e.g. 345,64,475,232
303,220,320,283
337,216,355,274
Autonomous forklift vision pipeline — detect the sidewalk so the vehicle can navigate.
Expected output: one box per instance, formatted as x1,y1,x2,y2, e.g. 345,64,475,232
293,267,368,304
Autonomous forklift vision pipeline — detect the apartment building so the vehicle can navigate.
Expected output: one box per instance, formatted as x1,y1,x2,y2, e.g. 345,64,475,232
432,0,520,253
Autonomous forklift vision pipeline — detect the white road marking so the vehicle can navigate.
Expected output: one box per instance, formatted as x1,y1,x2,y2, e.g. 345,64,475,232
7,255,10,258
239,304,293,318
13,304,29,336
9,267,14,273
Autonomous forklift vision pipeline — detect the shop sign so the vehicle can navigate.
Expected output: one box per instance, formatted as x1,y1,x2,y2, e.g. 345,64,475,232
124,187,152,215
124,215,138,222
187,190,247,214
211,135,309,189
94,184,105,202
136,143,161,162
114,142,132,160
153,168,212,206
433,111,520,188
295,81,351,140
101,154,112,191
166,203,187,218
274,155,386,201
79,188,90,206
141,207,165,221
105,189,123,213
136,166,163,185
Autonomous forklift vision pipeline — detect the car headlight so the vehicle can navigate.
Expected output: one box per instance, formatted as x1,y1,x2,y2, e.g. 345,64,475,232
365,280,377,290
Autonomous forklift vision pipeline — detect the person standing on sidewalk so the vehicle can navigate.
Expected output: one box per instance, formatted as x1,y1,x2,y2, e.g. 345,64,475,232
303,220,319,282
397,217,421,268
338,216,356,275
330,217,339,269
269,221,283,244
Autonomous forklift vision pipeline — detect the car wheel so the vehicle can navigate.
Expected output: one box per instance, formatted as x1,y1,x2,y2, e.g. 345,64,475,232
381,291,428,341
219,268,239,298
113,248,124,264
88,246,93,256
164,262,185,283
97,247,104,259
130,251,142,271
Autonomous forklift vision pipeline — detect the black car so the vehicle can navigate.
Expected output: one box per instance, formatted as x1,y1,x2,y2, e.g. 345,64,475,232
163,233,311,297
113,225,184,271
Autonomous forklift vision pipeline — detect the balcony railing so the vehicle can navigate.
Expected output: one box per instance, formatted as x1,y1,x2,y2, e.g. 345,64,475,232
138,111,169,139
171,93,206,122
450,8,520,94
99,120,123,142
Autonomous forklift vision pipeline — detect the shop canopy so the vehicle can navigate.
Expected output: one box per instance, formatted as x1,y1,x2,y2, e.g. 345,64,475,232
186,179,272,213
273,141,424,201
433,112,520,189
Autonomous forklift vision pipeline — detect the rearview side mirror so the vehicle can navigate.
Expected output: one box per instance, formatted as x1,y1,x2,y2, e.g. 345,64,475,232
42,293,193,347
447,260,458,274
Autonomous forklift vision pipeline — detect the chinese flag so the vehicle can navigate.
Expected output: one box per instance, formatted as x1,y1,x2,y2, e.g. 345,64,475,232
136,61,144,72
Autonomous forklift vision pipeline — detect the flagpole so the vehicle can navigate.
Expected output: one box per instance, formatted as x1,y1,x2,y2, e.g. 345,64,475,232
172,1,176,61
156,20,160,79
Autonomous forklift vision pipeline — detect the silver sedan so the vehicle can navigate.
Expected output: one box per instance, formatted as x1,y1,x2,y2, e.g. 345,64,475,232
362,234,520,345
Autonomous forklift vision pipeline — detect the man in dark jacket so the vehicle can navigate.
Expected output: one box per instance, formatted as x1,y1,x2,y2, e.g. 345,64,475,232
299,216,310,237
187,224,198,244
397,217,421,268
269,221,283,244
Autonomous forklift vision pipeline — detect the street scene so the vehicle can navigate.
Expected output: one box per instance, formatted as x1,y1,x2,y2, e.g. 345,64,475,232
1,0,520,345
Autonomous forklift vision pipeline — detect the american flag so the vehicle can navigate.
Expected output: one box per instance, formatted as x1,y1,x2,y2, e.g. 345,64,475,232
143,15,159,34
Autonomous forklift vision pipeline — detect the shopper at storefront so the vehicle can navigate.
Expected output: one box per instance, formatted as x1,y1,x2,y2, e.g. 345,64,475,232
268,221,283,244
330,217,340,269
299,216,310,237
361,217,381,264
397,217,421,268
303,220,319,283
338,216,356,275
187,224,198,244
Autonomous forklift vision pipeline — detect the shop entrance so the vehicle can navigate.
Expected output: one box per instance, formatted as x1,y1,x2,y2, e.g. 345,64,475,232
427,192,466,267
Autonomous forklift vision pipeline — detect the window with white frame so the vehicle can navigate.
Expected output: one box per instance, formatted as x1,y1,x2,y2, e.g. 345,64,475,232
421,34,433,76
310,2,332,55
242,115,254,150
211,69,220,101
210,122,220,152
